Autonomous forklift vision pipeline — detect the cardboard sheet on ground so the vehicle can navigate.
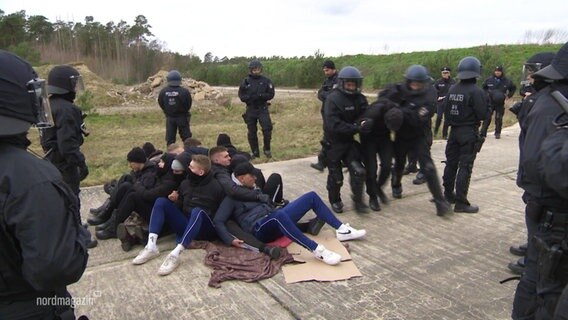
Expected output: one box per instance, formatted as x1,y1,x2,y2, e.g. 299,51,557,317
282,230,362,283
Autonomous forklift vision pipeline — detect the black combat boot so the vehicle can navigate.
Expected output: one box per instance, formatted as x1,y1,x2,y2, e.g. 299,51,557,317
89,198,110,215
454,202,479,213
95,214,117,240
369,196,381,212
412,171,426,185
392,186,403,199
509,243,528,256
434,198,452,216
444,191,456,204
263,149,272,158
310,162,325,172
251,149,260,158
87,206,113,226
331,201,344,214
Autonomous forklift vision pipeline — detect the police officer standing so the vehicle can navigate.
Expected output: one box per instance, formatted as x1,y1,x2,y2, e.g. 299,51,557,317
158,70,192,146
441,57,489,214
433,66,457,139
324,66,371,213
311,60,338,172
0,50,90,319
482,65,517,139
512,41,568,319
507,52,555,275
381,65,451,216
41,65,89,200
238,60,275,158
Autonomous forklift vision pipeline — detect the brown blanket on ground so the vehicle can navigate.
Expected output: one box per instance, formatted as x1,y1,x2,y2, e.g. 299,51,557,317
190,241,294,288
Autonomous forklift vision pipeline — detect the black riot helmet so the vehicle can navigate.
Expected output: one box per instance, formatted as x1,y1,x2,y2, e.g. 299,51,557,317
249,60,263,70
337,66,363,95
167,70,182,86
47,65,84,95
521,52,555,85
404,65,431,82
534,41,568,80
457,56,482,80
0,50,54,136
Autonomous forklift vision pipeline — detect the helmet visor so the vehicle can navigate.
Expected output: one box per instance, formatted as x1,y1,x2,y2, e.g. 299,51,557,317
70,74,85,93
27,79,54,128
521,62,543,85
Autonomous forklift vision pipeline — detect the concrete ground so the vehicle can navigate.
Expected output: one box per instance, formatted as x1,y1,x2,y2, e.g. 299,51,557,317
73,124,525,320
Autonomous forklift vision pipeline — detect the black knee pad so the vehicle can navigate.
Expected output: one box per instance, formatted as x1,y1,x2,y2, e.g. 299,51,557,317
349,161,366,177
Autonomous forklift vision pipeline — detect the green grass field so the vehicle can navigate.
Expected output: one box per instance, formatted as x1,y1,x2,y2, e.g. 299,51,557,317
27,91,520,187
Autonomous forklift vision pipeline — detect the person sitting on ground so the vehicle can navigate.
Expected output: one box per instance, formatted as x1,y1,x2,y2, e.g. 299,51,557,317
142,141,163,163
114,151,190,251
132,154,225,276
214,162,367,266
216,132,252,160
183,137,209,156
95,147,176,241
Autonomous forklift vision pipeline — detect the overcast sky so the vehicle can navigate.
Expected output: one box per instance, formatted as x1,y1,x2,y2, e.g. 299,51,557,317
3,0,567,60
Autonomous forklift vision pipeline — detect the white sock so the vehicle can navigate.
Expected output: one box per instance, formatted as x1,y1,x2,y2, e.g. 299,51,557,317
337,224,349,233
170,244,185,257
146,233,158,251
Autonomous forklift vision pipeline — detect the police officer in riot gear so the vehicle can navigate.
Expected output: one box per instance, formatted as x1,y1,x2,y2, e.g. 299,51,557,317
158,70,192,146
507,52,555,275
0,50,90,319
311,60,338,171
441,56,489,214
238,60,275,158
323,66,370,213
41,65,89,199
512,41,568,319
482,65,517,139
381,65,451,216
433,66,457,139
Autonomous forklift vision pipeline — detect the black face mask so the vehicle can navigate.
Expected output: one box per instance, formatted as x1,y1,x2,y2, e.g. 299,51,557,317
187,170,206,184
173,172,186,185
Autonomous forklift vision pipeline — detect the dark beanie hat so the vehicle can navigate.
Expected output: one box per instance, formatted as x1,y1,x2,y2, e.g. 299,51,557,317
384,107,404,132
216,133,232,146
142,142,157,157
171,151,192,172
127,147,147,163
322,60,336,69
233,161,255,177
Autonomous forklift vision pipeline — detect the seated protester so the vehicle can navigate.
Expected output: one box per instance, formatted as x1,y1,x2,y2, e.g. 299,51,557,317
214,162,366,265
142,141,164,164
90,143,185,217
132,154,225,276
96,147,173,241
166,143,185,155
216,132,252,160
114,152,190,251
183,137,209,156
88,147,156,227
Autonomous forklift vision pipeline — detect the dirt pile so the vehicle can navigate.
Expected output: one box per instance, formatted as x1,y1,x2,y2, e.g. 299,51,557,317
35,64,228,109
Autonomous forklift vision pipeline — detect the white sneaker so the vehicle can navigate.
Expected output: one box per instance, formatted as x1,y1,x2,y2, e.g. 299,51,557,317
313,244,341,265
336,223,366,242
157,254,180,276
132,247,160,265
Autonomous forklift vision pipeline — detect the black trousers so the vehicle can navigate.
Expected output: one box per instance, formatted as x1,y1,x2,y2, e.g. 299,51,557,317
115,191,155,224
512,206,568,319
392,135,444,200
325,141,365,204
442,126,478,206
244,106,273,152
361,135,393,198
485,104,505,135
434,101,450,137
165,114,191,145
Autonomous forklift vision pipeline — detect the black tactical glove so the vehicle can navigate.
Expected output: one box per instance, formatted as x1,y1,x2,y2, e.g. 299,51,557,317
359,118,374,134
78,161,89,181
474,135,486,153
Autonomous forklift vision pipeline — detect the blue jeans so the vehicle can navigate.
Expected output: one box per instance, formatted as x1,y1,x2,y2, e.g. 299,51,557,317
149,198,216,247
253,191,342,251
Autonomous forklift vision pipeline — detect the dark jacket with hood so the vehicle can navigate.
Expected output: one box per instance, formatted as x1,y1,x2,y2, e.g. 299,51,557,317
176,171,225,216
